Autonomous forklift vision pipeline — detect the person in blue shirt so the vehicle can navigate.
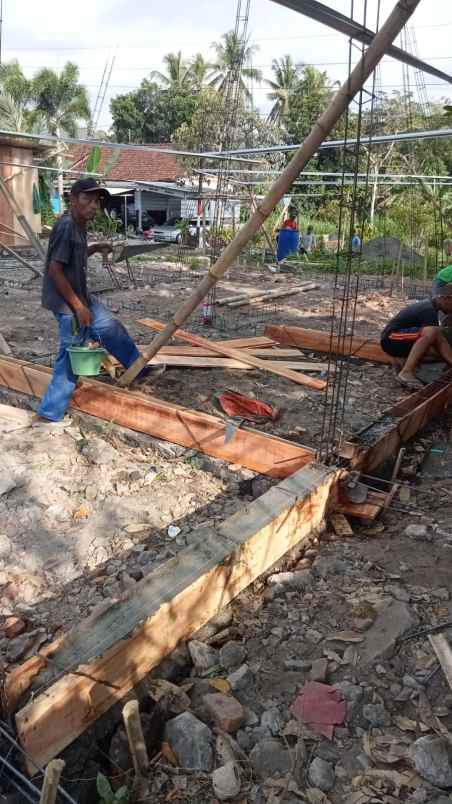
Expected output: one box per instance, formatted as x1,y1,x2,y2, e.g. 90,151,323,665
351,230,361,252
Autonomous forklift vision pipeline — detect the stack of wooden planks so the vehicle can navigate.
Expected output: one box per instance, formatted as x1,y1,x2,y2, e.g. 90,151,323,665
137,321,328,385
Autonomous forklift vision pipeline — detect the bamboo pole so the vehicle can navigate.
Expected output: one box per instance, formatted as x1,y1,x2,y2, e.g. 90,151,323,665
0,176,46,263
227,284,319,308
122,700,149,797
118,0,422,388
0,239,43,278
39,759,65,804
0,220,29,241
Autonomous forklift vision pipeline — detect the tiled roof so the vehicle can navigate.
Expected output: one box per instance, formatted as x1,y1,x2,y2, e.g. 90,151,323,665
68,143,184,183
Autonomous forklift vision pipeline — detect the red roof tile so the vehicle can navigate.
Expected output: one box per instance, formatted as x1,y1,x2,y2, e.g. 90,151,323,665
68,143,184,183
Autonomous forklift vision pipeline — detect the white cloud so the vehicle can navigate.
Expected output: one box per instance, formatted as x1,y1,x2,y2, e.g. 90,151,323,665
3,0,452,131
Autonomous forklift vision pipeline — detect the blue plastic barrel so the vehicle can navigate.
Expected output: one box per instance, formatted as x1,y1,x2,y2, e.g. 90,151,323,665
277,229,300,262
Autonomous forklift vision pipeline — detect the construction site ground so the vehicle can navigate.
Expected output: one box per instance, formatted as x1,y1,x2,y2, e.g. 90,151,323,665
1,255,452,803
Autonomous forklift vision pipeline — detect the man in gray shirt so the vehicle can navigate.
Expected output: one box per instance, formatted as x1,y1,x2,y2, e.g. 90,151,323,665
36,178,162,424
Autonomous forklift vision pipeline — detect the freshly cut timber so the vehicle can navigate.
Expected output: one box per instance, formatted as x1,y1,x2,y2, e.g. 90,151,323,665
12,464,338,772
265,325,392,364
0,355,315,478
137,319,327,391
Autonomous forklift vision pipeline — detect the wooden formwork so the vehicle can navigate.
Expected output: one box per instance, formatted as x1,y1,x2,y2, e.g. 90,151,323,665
1,352,452,771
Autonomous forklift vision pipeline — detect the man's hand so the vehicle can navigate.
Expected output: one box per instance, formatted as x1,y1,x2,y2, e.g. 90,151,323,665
88,241,113,257
75,304,92,328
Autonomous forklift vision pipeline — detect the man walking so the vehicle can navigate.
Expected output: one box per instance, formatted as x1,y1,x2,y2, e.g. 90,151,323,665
35,178,162,424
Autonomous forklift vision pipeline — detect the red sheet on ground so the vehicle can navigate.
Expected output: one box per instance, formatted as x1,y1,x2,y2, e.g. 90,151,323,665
216,390,279,422
291,681,347,739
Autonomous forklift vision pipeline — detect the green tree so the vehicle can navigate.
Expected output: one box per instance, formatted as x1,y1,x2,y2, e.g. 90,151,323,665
31,62,91,206
31,62,91,136
110,80,198,143
150,51,192,90
284,65,335,143
0,60,35,131
266,55,300,124
174,88,284,170
208,31,262,99
189,53,212,91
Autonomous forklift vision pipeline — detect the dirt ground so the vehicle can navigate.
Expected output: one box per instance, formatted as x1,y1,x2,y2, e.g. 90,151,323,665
1,254,452,803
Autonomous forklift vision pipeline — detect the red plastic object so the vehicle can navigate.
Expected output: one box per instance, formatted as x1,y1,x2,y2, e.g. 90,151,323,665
217,390,279,423
291,681,347,739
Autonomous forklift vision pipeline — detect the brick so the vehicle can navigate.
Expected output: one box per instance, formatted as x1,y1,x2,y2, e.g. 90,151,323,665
3,616,26,639
203,693,245,733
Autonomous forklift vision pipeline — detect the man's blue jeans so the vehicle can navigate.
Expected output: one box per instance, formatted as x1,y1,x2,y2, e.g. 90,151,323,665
38,299,141,422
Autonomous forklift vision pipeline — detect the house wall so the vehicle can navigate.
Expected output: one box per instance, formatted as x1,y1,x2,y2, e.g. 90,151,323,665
140,191,182,222
0,144,41,248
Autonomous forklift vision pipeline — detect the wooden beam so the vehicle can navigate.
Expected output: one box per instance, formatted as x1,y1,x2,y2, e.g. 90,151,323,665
265,324,392,364
155,346,304,358
144,355,329,372
13,463,338,771
351,368,452,472
137,320,326,391
0,355,315,479
429,634,452,694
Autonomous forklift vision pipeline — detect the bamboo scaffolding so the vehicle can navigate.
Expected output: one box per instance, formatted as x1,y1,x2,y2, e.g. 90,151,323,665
118,0,422,387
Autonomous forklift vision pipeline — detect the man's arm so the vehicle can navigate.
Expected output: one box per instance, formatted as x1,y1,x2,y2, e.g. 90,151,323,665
87,242,113,258
48,261,91,327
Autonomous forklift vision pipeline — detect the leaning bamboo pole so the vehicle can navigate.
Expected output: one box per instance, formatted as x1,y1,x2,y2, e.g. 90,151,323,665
118,0,422,388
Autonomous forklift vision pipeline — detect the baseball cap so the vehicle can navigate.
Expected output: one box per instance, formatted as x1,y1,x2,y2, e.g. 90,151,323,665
70,177,111,200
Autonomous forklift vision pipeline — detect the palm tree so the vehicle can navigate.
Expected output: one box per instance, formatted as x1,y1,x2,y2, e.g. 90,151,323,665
189,53,212,91
266,55,300,123
0,60,35,132
31,62,91,208
0,93,27,131
208,31,262,100
150,51,192,90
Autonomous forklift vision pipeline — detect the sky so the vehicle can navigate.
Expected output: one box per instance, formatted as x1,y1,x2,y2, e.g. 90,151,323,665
2,0,452,133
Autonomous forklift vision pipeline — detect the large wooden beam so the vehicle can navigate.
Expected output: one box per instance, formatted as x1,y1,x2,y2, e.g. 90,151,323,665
12,463,337,771
0,356,314,479
265,324,392,364
137,319,326,391
351,368,452,472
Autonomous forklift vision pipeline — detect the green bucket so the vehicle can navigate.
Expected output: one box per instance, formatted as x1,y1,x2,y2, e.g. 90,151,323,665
67,346,107,376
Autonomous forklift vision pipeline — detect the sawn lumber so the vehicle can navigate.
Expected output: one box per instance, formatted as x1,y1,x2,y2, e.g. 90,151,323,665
265,324,392,364
137,319,326,391
146,355,328,371
155,346,303,358
0,355,314,478
12,464,338,772
351,367,452,472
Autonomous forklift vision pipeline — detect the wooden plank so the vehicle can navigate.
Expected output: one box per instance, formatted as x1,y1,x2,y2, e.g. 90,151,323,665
330,513,354,537
334,490,386,520
351,369,452,472
265,324,392,364
13,464,337,771
145,355,328,372
0,356,315,479
429,634,452,693
154,346,305,359
201,335,275,349
137,319,326,391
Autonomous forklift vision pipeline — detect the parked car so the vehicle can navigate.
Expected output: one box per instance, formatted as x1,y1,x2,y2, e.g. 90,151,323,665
114,209,156,233
150,218,210,244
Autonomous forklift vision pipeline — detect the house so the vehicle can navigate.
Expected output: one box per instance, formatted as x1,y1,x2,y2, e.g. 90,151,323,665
0,133,48,248
68,143,200,230
68,143,240,231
